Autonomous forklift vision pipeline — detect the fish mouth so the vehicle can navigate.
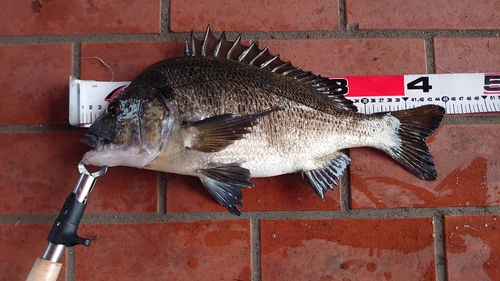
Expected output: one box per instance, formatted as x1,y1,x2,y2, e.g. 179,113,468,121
81,133,105,151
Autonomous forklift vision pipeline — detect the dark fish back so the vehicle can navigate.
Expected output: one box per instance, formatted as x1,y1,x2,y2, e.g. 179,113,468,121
131,26,357,116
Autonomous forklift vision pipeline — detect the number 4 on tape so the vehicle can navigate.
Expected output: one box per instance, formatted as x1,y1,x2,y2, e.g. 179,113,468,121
407,76,432,93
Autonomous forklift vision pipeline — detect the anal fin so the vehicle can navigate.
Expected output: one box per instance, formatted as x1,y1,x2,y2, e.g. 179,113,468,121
198,162,254,215
302,152,350,199
183,107,280,153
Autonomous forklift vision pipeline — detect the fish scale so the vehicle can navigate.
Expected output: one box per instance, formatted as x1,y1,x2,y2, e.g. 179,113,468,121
81,26,445,215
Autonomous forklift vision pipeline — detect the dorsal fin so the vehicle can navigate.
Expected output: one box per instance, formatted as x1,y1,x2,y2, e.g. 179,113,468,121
186,25,357,112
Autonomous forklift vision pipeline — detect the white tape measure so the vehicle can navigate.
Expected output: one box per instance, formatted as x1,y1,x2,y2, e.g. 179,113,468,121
332,73,500,114
69,76,131,127
69,73,500,127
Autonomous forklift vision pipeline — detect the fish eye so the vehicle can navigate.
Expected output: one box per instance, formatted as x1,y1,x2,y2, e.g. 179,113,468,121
107,101,121,117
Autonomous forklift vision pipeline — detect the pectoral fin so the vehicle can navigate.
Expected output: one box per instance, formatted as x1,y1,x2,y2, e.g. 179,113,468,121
183,107,279,152
198,162,254,215
302,152,350,199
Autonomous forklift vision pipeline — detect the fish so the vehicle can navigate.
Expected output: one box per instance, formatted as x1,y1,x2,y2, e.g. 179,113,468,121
81,26,445,215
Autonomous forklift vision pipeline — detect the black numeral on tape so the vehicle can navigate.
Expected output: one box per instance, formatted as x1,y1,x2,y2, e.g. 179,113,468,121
407,76,432,93
484,75,500,92
330,78,349,95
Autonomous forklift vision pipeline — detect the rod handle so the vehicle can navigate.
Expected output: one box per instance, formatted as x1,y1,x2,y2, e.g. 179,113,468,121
26,258,62,281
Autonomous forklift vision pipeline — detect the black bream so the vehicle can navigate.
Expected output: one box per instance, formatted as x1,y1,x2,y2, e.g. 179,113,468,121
81,26,445,215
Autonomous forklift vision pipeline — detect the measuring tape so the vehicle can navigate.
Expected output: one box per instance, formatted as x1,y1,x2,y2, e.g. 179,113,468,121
69,76,130,127
337,73,500,114
69,73,500,127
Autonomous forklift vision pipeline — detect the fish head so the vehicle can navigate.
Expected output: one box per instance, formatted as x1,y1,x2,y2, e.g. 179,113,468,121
81,84,174,168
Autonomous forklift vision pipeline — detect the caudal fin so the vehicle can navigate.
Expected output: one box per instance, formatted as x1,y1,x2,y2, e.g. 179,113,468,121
382,105,445,180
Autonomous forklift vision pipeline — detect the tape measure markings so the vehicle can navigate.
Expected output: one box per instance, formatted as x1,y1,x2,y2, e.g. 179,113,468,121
70,73,500,127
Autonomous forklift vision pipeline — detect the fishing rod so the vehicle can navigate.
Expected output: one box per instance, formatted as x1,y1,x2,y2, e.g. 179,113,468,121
26,162,107,281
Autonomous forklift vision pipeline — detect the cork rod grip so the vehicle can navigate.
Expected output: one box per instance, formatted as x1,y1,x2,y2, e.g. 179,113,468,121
26,258,62,281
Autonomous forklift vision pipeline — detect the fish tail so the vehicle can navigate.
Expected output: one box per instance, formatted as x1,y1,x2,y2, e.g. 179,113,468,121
380,105,445,180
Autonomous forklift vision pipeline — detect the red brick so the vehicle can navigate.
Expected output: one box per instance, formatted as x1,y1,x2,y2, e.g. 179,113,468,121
85,166,158,214
76,221,251,280
0,132,158,215
0,0,160,36
351,125,500,209
0,224,65,281
170,0,337,32
80,42,185,81
259,39,427,76
0,44,72,125
261,218,435,280
434,38,500,74
346,0,500,29
166,173,340,214
445,215,500,280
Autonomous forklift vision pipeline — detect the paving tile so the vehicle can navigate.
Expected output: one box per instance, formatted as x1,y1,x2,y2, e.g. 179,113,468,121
259,39,427,77
170,0,337,32
0,132,158,215
345,0,500,29
76,221,251,280
444,215,500,281
0,0,160,35
0,44,72,125
351,125,500,208
0,224,65,281
434,38,500,74
80,42,185,81
166,173,340,214
261,218,435,280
